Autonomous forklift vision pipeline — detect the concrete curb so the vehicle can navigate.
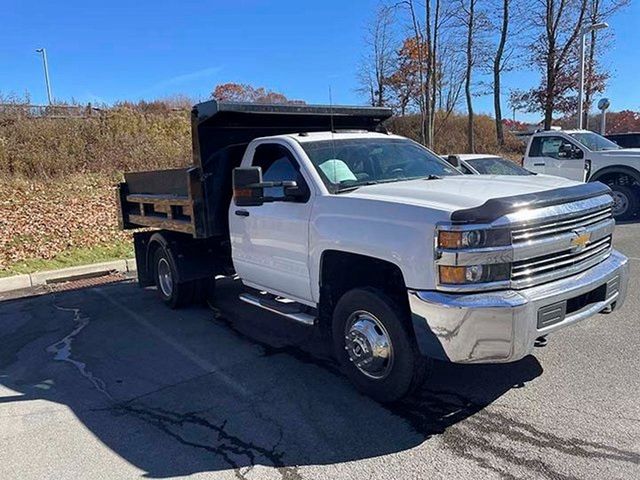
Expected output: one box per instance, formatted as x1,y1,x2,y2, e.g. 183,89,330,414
0,258,137,293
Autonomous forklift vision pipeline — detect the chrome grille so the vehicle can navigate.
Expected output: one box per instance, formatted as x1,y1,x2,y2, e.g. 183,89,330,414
511,205,612,243
512,235,612,286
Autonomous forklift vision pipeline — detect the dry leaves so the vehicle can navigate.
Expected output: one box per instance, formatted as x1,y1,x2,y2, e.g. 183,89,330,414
0,175,131,270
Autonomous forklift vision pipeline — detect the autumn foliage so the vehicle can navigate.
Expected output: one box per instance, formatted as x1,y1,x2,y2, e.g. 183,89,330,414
0,175,130,271
212,83,305,104
607,110,640,133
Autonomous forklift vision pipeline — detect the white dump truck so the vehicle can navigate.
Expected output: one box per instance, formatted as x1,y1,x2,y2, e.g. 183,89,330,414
117,102,628,402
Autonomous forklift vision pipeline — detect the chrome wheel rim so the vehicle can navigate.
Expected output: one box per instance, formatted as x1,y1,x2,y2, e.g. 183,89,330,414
157,258,173,297
612,190,629,217
344,310,393,379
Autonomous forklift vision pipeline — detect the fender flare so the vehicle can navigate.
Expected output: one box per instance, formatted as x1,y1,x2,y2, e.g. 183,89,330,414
588,165,640,184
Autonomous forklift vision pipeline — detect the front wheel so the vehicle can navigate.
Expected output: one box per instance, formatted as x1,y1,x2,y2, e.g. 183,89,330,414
332,288,429,402
610,184,639,221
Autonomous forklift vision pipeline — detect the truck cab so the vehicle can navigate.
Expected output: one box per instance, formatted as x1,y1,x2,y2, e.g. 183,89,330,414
524,129,640,219
118,102,629,402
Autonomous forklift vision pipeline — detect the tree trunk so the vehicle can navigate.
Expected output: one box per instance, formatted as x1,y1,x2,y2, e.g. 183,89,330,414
544,43,556,130
465,0,475,153
424,0,434,148
427,0,440,149
494,0,509,145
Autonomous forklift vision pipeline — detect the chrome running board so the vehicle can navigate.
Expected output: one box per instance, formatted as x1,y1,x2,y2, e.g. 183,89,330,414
238,293,316,326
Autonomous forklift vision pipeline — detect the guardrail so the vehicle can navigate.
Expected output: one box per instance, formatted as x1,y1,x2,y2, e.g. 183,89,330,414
0,103,103,118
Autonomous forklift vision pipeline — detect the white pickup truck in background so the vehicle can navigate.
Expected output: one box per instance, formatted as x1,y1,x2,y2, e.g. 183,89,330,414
118,102,629,402
523,129,640,220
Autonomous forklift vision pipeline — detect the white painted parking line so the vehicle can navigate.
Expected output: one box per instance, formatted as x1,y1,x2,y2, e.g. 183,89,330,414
93,288,249,397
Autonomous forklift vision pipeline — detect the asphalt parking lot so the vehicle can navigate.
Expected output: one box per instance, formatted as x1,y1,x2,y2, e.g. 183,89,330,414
1,225,639,479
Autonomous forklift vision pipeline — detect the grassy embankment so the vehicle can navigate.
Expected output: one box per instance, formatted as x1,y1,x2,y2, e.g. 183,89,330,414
0,104,190,277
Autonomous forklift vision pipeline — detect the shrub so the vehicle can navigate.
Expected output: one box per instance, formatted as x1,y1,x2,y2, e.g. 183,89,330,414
387,112,526,161
0,106,191,179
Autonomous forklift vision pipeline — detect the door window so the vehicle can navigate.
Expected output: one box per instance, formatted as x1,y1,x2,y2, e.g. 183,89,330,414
540,137,565,159
252,144,307,198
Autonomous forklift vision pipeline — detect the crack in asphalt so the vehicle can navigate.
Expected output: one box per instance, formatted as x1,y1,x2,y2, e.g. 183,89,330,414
493,401,640,424
47,295,303,479
47,298,112,400
112,403,302,480
390,388,640,479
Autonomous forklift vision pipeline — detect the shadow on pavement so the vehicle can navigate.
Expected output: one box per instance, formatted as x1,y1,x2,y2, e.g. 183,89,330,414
0,279,544,478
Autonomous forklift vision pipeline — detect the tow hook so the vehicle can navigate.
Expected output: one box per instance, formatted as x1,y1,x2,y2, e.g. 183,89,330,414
534,336,548,347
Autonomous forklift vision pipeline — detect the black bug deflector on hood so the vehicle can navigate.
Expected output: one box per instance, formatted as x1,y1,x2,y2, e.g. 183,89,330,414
450,182,612,224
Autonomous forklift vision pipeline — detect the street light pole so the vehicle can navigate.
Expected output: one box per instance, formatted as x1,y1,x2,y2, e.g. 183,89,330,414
577,23,608,130
35,48,53,105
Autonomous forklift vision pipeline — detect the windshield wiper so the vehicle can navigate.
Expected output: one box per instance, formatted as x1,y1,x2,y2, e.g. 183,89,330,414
335,180,379,194
422,174,441,180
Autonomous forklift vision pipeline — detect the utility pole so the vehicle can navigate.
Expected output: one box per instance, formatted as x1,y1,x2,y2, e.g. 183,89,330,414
35,48,53,105
577,23,607,129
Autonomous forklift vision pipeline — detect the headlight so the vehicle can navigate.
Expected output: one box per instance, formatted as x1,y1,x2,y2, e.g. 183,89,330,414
439,264,510,285
437,228,510,249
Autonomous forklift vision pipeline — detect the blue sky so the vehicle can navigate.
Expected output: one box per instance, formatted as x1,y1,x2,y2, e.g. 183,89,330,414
2,0,639,122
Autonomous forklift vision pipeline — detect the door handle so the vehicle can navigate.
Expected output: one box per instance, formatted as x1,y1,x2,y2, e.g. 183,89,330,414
235,210,250,217
533,163,545,166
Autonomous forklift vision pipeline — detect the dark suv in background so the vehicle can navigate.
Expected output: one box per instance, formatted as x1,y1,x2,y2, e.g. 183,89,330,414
606,132,640,149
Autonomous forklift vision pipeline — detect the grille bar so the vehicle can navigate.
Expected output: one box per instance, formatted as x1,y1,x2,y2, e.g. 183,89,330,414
512,207,612,243
512,237,612,278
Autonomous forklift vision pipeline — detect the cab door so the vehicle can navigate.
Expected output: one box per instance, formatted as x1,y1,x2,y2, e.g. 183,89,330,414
536,135,586,181
229,142,314,303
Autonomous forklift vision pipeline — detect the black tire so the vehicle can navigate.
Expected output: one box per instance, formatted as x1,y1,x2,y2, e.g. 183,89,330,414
332,287,430,403
202,277,217,309
609,184,639,221
153,247,193,309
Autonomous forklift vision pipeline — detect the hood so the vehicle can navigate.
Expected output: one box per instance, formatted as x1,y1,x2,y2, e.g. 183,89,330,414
598,148,640,157
344,174,580,212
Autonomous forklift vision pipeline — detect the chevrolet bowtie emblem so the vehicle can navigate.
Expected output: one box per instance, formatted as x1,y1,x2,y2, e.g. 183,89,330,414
571,229,591,250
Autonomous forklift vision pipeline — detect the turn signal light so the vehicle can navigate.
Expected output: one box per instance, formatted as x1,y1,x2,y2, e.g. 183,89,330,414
438,231,463,249
439,266,467,284
439,264,511,285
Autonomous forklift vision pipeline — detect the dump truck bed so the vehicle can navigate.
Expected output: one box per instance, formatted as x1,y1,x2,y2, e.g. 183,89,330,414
118,167,206,236
117,101,392,238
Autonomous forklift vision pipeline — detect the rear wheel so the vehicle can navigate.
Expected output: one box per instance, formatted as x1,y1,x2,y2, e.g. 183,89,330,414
332,288,429,402
153,247,193,308
610,184,638,220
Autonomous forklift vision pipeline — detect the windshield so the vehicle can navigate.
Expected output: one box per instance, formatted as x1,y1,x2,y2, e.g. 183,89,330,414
466,157,533,175
568,132,621,151
300,138,460,193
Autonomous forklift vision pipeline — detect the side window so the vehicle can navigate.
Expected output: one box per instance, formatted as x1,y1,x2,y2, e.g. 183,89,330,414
540,136,565,159
528,137,542,157
252,144,306,199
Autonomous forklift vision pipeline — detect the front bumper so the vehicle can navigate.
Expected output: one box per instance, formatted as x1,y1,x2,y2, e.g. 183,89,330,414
408,250,629,363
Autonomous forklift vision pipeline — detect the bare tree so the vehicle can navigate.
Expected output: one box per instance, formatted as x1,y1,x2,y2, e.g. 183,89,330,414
463,0,477,152
488,0,528,144
493,0,510,145
534,0,588,129
454,0,490,152
358,6,397,107
397,0,454,148
402,0,430,144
